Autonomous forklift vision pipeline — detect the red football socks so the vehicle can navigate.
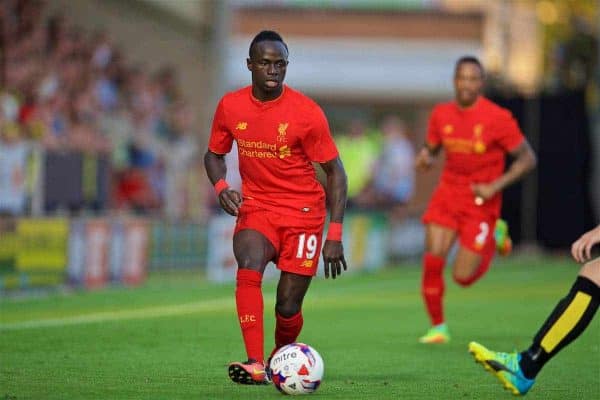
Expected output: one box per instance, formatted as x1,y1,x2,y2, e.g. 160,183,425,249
275,311,303,349
421,253,446,325
235,269,264,364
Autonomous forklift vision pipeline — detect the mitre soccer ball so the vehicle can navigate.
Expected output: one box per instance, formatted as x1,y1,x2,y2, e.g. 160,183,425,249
269,343,324,395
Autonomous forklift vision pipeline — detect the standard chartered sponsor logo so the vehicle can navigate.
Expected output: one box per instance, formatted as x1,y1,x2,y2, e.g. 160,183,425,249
238,139,276,151
239,148,277,158
238,138,279,158
443,138,477,154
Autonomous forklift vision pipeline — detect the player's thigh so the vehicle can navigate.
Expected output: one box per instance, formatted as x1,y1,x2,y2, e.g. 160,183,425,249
579,257,600,286
234,205,279,271
233,229,276,271
453,215,496,277
425,223,457,258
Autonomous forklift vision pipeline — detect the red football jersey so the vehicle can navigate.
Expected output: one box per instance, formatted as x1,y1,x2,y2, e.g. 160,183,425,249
208,85,339,217
426,96,525,213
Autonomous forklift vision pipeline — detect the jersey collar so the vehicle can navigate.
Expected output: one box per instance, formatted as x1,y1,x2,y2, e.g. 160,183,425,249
249,85,287,108
455,95,482,113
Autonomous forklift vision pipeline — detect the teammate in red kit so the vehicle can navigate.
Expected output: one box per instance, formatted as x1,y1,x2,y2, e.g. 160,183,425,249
415,56,537,344
204,30,348,384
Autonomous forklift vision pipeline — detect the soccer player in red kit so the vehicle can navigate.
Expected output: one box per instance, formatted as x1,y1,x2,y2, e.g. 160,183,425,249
204,30,348,384
415,56,537,344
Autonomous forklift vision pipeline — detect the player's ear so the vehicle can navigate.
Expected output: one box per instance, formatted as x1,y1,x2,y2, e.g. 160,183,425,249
246,58,252,71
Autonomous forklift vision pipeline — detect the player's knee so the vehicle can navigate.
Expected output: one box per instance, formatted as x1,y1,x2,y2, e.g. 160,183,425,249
235,255,267,271
426,248,449,260
275,301,301,318
579,258,600,287
237,258,256,269
452,272,475,287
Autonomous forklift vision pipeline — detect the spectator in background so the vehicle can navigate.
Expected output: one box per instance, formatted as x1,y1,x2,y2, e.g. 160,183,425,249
335,118,380,207
163,100,198,219
0,122,29,215
560,16,598,91
354,115,415,210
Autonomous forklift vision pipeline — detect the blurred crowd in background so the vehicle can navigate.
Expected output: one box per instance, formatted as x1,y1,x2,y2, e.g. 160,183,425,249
0,0,419,221
0,0,200,218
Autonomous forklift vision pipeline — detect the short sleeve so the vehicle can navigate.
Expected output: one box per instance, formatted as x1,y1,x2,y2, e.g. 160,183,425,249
426,107,441,147
302,105,339,162
495,111,525,152
207,98,233,155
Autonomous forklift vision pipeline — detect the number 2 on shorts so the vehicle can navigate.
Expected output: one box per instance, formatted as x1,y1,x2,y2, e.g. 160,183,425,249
475,222,489,247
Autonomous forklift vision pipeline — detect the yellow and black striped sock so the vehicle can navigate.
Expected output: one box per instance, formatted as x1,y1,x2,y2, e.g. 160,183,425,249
519,276,599,379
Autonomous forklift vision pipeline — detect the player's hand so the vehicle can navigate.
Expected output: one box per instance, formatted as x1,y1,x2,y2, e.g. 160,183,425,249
322,240,347,279
218,189,242,216
471,182,498,202
415,148,434,171
571,225,600,263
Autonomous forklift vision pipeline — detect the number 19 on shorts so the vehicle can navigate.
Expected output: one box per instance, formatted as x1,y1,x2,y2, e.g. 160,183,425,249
296,233,318,259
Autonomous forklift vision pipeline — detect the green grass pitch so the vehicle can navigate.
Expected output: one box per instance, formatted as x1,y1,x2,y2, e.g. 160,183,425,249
1,255,599,399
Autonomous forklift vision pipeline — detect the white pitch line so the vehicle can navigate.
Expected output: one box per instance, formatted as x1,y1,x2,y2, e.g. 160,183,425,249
0,297,234,331
0,289,414,332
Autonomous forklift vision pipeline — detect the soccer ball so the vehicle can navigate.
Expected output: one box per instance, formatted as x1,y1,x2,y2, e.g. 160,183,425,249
269,343,324,395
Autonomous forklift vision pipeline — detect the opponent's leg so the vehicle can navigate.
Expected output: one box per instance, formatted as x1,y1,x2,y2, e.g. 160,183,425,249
228,229,276,385
518,259,599,379
420,224,455,343
469,258,600,396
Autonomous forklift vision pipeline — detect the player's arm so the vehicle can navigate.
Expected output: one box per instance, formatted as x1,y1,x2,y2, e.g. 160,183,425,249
416,109,442,171
572,224,600,263
415,142,441,171
204,150,242,216
472,140,537,200
319,156,348,279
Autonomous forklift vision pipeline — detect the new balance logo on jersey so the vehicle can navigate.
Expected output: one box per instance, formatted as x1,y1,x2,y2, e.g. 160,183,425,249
236,122,248,130
300,260,313,268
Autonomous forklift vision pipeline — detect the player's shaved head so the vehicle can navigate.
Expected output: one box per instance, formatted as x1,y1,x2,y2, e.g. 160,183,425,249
249,30,288,59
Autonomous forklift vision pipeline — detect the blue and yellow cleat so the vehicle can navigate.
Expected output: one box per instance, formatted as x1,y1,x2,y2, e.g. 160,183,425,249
468,341,535,396
419,324,450,344
495,219,513,256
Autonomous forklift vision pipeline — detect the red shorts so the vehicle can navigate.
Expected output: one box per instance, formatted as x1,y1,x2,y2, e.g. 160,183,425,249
234,204,325,276
422,186,498,255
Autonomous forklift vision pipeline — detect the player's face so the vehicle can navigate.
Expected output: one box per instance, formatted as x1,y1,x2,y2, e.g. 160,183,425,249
453,62,484,108
247,41,289,101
